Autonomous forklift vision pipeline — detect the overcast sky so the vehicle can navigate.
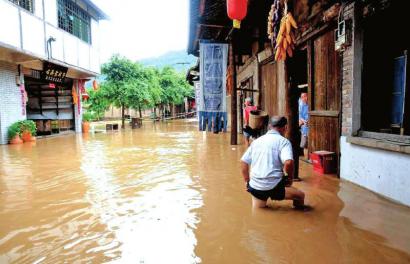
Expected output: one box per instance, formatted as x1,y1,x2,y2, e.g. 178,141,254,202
94,0,190,63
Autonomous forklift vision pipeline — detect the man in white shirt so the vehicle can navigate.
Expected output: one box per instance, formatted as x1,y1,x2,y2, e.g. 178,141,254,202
241,116,306,209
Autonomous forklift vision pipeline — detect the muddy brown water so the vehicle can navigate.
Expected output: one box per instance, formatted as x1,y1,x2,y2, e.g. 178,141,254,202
1,120,410,263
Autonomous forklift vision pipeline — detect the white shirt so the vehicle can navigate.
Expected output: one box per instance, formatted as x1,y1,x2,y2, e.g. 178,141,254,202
241,130,293,190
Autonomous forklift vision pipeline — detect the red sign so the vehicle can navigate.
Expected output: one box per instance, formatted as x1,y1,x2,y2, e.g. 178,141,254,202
49,83,56,89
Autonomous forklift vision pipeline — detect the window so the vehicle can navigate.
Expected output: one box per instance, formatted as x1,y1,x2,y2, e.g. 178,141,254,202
361,2,409,136
57,0,91,44
8,0,33,12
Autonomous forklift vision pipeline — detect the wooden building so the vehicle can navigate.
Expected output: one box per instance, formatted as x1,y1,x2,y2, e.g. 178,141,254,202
188,0,410,206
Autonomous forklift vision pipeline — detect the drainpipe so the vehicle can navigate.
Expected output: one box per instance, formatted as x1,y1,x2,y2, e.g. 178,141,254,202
46,37,56,59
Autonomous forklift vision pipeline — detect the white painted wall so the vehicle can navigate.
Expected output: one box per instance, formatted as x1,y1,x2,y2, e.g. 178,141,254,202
340,136,410,207
91,18,100,49
90,48,99,73
0,0,101,74
63,33,79,66
34,0,44,19
78,42,90,70
45,24,64,61
44,0,58,26
21,11,45,56
0,1,20,47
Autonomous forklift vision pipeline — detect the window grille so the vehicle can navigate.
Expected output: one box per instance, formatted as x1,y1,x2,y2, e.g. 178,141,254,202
8,0,33,12
57,0,91,44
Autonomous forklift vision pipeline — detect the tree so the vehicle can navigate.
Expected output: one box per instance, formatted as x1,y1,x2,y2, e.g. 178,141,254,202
101,55,146,128
94,54,194,124
157,66,194,118
86,87,110,120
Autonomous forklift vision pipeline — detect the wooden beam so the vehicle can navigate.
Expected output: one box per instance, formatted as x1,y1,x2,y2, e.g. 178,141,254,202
296,22,335,47
309,110,339,117
285,61,300,180
198,23,227,29
230,33,238,145
237,88,259,92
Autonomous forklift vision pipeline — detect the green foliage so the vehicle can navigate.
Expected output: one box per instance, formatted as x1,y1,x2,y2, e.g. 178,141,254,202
20,120,36,136
92,54,194,119
82,112,94,122
86,88,110,120
7,120,37,140
7,122,22,139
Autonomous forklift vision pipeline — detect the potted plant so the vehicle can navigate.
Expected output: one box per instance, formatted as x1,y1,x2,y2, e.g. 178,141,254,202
7,122,23,144
19,120,37,142
82,112,93,133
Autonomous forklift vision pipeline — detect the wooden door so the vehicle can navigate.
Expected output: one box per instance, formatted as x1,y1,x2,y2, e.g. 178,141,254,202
308,30,341,170
261,62,278,117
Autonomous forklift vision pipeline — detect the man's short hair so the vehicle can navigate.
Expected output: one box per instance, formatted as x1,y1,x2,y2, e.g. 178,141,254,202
270,116,287,128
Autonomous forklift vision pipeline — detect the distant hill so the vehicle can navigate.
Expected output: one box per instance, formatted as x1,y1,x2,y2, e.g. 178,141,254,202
86,50,197,88
139,50,197,73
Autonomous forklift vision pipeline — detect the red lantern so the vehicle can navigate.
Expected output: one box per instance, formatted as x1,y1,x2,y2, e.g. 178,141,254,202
92,79,99,91
227,0,247,29
81,91,89,101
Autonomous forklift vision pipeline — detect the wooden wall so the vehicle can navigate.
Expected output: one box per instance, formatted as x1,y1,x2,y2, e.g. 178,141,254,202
312,31,341,111
260,61,287,118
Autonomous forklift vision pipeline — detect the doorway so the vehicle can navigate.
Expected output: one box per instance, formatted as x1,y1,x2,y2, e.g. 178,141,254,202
25,77,75,135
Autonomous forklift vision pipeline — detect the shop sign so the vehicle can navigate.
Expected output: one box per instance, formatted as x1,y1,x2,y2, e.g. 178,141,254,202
41,62,68,83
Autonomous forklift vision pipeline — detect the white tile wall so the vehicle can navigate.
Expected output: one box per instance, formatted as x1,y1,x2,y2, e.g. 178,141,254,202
0,61,26,144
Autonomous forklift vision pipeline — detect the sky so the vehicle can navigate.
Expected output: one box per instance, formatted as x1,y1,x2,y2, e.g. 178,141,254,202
94,0,190,63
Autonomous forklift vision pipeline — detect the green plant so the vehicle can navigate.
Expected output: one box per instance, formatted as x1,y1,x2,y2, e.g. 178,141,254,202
82,112,93,122
7,122,22,140
19,120,36,136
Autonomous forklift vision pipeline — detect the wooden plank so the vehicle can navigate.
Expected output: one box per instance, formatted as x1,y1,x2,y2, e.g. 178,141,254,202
313,33,327,110
307,40,314,115
198,23,227,29
310,110,339,117
261,62,278,118
285,62,300,179
309,116,339,153
296,23,333,47
326,30,341,111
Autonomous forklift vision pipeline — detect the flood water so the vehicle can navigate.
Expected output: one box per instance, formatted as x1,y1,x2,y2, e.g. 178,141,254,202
1,119,410,263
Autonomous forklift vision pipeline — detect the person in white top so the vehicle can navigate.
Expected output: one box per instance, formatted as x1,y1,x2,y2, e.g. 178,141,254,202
241,116,306,209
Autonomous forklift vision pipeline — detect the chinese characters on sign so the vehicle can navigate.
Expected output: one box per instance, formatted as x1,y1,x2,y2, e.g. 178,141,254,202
199,42,228,112
41,62,68,84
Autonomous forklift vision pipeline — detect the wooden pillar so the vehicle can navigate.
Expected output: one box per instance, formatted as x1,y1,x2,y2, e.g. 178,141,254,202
230,31,238,145
285,62,300,180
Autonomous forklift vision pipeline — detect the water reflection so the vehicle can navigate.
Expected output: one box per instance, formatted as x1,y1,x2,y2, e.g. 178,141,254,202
1,122,202,263
79,125,202,263
1,120,410,264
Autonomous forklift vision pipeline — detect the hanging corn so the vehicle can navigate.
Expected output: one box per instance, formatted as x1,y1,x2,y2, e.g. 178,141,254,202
268,0,298,61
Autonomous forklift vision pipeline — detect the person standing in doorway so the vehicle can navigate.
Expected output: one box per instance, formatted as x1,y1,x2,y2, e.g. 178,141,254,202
299,92,309,161
240,116,307,210
243,97,257,147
